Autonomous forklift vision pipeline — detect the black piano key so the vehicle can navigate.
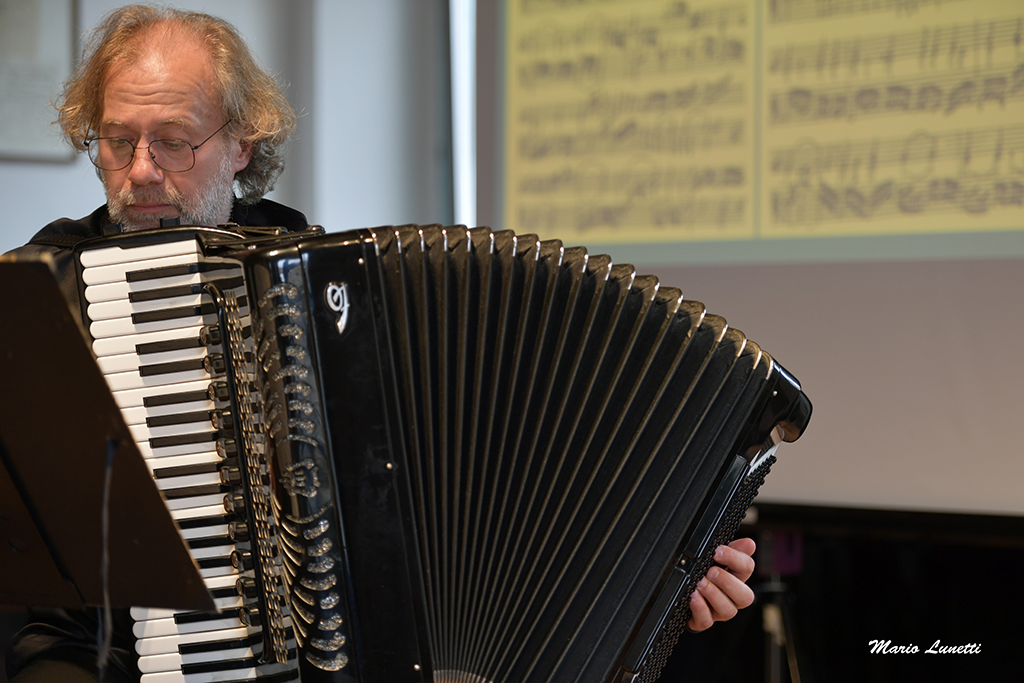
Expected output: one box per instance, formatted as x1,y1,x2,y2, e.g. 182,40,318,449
181,655,260,675
136,335,203,355
178,632,262,656
129,276,245,303
174,607,238,626
162,482,227,500
144,389,211,407
139,358,206,377
210,587,238,600
177,513,234,531
196,556,234,570
147,410,212,428
188,535,235,550
150,431,218,449
131,296,247,324
153,460,220,479
132,301,216,324
126,260,235,283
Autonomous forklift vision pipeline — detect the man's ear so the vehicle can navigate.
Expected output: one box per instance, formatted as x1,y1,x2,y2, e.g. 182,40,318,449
231,137,252,174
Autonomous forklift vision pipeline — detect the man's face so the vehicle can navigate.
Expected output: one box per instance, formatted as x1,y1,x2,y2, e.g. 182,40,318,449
98,32,251,231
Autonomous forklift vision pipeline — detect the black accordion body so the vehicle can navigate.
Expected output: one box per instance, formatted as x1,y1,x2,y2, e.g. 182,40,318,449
74,224,811,683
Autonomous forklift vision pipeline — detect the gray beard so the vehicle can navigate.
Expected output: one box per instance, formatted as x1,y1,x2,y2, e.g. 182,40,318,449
105,153,236,232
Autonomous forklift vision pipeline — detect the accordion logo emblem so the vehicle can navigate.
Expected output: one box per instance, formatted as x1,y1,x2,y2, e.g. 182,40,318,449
325,282,350,335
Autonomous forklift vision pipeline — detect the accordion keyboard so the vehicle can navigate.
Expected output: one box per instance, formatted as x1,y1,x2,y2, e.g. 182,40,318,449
78,233,296,683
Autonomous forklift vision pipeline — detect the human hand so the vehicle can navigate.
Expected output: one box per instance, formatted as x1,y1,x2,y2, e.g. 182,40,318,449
686,537,756,632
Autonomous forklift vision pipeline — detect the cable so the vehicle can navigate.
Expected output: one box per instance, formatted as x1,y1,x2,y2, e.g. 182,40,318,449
96,437,116,682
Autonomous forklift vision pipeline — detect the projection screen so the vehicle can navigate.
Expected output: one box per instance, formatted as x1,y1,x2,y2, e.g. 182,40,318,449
477,0,1024,516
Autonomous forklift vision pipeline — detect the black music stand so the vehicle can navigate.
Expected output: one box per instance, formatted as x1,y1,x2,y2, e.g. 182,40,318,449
0,256,215,612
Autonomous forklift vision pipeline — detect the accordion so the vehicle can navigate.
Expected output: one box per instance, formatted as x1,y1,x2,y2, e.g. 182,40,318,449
74,224,811,683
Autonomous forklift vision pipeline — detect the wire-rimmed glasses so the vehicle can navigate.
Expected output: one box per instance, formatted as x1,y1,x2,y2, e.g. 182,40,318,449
84,119,234,172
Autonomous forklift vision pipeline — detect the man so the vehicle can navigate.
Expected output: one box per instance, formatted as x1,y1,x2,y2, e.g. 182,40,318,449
9,3,307,318
5,5,756,682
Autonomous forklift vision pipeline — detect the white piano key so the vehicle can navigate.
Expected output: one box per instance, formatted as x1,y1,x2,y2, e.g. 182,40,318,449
179,522,230,542
79,238,199,268
133,613,242,639
171,503,230,523
140,665,259,683
97,345,208,375
130,419,214,442
147,451,223,474
198,564,241,580
164,493,227,511
134,595,243,625
154,471,223,492
91,312,217,340
134,625,255,656
82,252,200,286
111,378,212,410
93,326,206,358
123,400,215,426
138,440,221,461
138,642,259,674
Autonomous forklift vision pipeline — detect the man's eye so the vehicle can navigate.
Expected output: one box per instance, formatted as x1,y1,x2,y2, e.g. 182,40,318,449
108,138,132,150
159,140,191,153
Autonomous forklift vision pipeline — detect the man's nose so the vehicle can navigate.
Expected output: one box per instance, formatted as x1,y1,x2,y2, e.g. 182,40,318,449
126,146,165,184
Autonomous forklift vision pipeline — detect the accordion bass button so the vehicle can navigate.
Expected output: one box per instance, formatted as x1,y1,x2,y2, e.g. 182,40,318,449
239,606,262,627
231,549,254,571
200,324,221,345
204,354,226,375
217,438,238,458
208,381,230,402
236,577,257,599
224,491,246,513
212,410,234,431
236,577,258,598
228,520,250,541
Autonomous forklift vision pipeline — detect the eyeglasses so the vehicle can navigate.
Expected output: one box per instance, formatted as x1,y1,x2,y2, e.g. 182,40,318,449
85,120,234,172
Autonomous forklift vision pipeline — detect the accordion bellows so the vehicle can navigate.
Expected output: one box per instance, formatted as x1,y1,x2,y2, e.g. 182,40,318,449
241,224,811,682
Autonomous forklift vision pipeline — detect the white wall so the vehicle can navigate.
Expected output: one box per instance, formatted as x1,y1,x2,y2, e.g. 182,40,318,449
0,0,451,253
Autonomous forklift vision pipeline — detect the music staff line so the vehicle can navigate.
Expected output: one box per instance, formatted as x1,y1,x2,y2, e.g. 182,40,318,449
517,75,743,127
517,117,745,160
771,124,1024,181
517,34,746,90
516,1,745,42
517,198,747,233
770,60,1024,124
517,165,745,196
769,16,1024,79
771,175,1023,225
769,0,972,25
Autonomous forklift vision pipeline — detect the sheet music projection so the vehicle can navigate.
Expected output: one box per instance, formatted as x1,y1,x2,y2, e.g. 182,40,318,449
504,0,1024,249
765,0,1024,237
505,0,755,244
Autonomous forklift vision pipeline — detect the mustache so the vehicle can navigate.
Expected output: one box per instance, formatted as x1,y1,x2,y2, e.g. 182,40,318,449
113,186,185,209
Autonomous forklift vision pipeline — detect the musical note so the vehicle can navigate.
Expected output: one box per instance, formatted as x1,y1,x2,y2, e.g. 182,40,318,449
506,0,1024,244
769,0,973,25
769,61,1024,125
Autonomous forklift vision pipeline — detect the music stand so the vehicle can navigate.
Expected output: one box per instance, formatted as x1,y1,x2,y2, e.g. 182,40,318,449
0,255,215,612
